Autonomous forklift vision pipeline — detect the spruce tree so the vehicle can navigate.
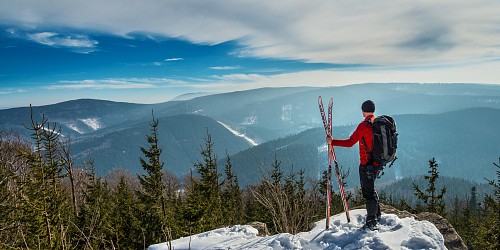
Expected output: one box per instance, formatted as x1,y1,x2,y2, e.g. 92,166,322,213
483,159,500,249
136,110,169,246
14,109,72,249
76,157,114,249
111,175,141,249
470,186,478,213
413,158,447,216
221,152,243,225
184,129,223,233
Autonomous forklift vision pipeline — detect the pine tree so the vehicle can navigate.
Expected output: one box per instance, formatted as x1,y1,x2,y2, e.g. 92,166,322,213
136,110,169,246
413,158,447,216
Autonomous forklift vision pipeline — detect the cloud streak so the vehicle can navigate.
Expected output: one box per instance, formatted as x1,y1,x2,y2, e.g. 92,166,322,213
49,78,186,89
164,58,184,61
210,66,242,70
1,0,498,66
27,32,97,48
0,89,26,95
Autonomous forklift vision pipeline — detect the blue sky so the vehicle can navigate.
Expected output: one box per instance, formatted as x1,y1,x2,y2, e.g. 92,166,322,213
1,0,499,108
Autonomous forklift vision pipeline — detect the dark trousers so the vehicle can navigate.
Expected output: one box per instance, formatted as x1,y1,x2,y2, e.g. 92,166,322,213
359,164,381,221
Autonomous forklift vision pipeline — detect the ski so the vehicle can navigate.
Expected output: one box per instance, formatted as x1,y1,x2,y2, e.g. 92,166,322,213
318,96,350,228
318,96,331,229
332,145,351,223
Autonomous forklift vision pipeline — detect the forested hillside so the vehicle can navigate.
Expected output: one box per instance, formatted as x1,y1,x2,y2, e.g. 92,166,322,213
2,104,500,249
223,107,500,185
71,114,253,176
377,175,494,208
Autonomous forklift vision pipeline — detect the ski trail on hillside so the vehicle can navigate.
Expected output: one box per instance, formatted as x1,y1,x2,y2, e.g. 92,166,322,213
217,121,258,146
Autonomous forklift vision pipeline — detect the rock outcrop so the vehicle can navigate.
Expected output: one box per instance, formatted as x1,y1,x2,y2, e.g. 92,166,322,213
245,221,270,236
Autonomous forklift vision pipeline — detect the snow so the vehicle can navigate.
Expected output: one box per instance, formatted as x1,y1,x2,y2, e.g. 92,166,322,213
64,122,84,134
78,118,101,131
217,121,259,146
149,209,446,250
242,115,258,125
281,104,293,122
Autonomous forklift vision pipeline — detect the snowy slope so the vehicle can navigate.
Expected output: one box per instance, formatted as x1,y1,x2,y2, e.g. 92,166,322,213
149,209,446,250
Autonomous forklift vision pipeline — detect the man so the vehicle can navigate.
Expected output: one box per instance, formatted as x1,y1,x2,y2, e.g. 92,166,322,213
326,100,381,230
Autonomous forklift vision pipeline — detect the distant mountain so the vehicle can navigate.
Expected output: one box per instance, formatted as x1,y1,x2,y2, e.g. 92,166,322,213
70,114,254,176
226,107,500,185
3,83,500,145
0,99,157,139
170,92,217,101
2,83,500,183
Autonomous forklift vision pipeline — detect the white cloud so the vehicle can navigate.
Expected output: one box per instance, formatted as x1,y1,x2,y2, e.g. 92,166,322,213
164,58,184,61
27,32,97,48
1,0,499,66
210,66,242,70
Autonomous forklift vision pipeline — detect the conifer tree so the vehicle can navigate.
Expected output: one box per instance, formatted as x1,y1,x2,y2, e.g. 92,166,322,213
76,156,114,249
413,158,447,216
470,186,478,213
14,108,72,249
221,152,243,225
136,110,169,246
483,158,500,249
183,129,223,233
111,175,141,249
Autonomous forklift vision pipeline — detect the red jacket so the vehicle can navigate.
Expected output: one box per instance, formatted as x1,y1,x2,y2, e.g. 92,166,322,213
330,115,378,166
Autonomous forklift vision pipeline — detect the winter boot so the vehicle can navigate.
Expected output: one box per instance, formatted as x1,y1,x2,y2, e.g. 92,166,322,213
362,218,378,231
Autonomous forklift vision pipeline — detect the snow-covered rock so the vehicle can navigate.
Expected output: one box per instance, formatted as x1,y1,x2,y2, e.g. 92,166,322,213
149,209,447,250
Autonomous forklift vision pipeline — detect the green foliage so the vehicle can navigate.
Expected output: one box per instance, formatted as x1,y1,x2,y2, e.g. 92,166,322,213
136,111,171,246
75,158,114,249
483,160,500,249
413,158,447,216
221,152,244,225
110,175,141,250
13,111,73,249
183,129,224,234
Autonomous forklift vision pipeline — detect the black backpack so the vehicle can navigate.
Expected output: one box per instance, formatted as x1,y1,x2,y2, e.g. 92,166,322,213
362,115,398,171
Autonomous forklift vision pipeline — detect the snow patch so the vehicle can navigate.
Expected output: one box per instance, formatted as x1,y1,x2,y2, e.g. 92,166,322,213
241,115,258,125
64,123,84,134
477,98,500,103
150,209,446,250
78,118,101,131
281,104,292,122
217,121,258,146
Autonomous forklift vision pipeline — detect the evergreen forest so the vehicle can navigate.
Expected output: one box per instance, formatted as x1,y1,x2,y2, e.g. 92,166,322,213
1,109,500,249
